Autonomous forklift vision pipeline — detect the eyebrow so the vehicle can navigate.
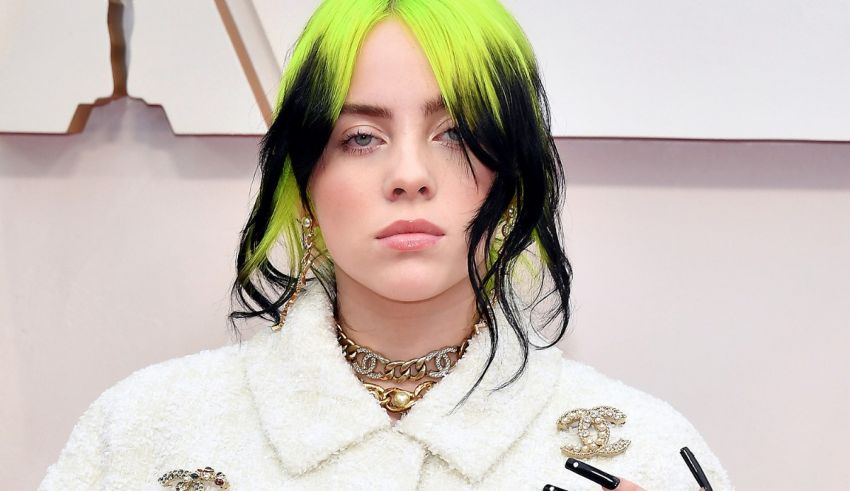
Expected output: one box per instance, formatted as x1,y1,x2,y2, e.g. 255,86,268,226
340,96,446,119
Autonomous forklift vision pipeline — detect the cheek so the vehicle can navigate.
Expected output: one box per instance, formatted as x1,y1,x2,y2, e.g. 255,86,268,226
309,165,370,245
476,167,496,201
462,166,496,259
455,164,495,210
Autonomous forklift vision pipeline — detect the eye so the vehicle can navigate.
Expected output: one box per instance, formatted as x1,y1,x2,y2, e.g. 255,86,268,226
338,126,463,157
443,127,461,143
340,130,384,156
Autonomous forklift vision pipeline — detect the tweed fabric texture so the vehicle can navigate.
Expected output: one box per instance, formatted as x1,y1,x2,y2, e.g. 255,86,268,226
40,282,733,490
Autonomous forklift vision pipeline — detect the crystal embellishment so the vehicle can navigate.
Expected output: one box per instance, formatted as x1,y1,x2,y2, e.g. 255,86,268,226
158,466,230,490
557,405,631,459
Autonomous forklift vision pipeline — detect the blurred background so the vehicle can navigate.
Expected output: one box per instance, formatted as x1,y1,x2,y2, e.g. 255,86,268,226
1,1,848,489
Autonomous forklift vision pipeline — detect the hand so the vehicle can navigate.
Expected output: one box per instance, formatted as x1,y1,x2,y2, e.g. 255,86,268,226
608,478,646,490
607,476,707,490
564,458,644,490
542,476,649,491
565,458,707,490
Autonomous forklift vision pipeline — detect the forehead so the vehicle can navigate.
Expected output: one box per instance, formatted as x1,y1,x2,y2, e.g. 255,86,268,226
343,18,443,114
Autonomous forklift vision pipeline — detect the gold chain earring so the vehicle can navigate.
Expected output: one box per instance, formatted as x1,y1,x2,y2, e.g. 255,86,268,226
500,206,516,239
271,216,316,332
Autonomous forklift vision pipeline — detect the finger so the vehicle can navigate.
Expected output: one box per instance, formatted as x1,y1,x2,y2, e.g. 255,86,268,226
611,478,647,491
564,458,620,489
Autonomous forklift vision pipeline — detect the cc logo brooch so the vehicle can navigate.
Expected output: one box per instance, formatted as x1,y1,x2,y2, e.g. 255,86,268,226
158,466,230,490
557,405,631,459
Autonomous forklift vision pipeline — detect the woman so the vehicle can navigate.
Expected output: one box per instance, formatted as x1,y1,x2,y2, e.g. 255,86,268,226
40,1,732,489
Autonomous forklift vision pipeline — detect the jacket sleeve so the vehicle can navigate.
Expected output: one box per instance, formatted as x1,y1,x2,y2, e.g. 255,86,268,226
38,395,111,490
636,401,735,491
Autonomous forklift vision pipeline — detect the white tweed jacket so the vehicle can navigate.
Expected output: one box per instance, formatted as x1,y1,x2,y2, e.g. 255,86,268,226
40,282,733,490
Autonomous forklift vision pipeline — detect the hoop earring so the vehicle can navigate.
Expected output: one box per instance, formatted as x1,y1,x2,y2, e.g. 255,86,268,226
271,216,316,332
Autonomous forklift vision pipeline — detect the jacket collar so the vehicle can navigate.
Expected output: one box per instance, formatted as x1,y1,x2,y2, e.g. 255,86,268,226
241,281,564,482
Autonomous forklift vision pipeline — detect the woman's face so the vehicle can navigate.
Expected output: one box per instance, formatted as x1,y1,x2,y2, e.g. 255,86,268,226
309,18,495,303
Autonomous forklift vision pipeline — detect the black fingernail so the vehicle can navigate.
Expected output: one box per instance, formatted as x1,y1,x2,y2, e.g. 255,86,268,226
564,458,620,490
542,485,569,491
680,447,713,491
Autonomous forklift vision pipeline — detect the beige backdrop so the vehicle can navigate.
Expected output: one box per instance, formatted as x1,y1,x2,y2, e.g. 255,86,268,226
2,98,849,490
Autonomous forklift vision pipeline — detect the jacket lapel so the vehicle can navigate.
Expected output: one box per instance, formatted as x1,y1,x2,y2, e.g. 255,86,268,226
241,280,564,483
241,281,392,476
395,305,564,483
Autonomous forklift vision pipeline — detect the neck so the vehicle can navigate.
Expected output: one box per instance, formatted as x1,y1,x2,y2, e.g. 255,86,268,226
334,271,479,361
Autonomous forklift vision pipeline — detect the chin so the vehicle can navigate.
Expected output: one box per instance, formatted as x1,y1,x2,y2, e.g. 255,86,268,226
369,280,451,303
357,267,464,303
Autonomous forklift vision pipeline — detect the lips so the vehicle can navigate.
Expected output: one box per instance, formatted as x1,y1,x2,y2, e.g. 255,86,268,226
376,219,445,239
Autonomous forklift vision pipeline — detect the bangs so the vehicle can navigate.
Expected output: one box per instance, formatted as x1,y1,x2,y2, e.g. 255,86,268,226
276,0,546,148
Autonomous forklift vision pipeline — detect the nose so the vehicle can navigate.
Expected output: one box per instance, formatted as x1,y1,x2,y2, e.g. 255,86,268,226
383,141,436,202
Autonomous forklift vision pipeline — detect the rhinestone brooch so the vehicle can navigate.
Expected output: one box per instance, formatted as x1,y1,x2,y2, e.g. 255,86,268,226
158,466,230,490
557,405,631,459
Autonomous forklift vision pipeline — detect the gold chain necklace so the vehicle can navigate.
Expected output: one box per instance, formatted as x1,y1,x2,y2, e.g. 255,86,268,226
336,321,484,382
335,319,485,413
361,381,436,413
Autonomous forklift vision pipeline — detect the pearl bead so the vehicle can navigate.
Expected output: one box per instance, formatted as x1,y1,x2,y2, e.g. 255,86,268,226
391,391,411,407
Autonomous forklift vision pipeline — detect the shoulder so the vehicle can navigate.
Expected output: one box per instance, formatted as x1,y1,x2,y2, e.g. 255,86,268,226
62,340,249,442
94,341,245,412
40,341,247,489
552,357,685,425
540,355,733,489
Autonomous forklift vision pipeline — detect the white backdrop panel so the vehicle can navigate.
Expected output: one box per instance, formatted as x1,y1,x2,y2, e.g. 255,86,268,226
258,0,850,140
